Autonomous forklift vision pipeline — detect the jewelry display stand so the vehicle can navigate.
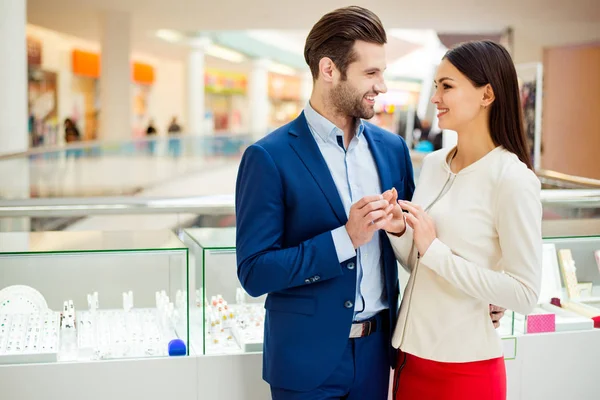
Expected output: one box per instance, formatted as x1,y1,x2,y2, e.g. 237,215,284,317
0,286,60,364
190,289,265,355
0,286,184,363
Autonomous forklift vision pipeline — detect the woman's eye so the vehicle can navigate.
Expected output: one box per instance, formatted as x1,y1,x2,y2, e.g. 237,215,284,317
443,84,451,89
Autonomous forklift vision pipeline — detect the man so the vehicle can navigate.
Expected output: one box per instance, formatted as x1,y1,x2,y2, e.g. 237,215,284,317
167,116,182,134
236,6,505,399
236,7,411,399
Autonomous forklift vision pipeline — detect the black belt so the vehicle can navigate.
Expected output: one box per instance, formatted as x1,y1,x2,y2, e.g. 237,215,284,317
349,311,389,338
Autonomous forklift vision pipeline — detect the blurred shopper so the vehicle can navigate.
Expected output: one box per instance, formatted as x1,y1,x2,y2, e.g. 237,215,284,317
64,118,80,143
146,119,157,136
64,118,82,158
383,41,542,400
146,120,157,155
167,116,182,156
167,116,182,134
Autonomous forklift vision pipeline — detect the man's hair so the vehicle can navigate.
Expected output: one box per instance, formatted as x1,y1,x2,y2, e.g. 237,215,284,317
304,6,387,80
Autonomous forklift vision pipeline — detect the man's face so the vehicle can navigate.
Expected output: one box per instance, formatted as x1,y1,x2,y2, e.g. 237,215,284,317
330,40,387,120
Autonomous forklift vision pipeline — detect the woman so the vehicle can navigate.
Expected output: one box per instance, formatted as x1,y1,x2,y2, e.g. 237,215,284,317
383,41,542,399
64,118,81,143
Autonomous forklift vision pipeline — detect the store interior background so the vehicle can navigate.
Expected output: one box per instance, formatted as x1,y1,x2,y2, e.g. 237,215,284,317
0,0,596,180
0,0,596,235
0,2,599,400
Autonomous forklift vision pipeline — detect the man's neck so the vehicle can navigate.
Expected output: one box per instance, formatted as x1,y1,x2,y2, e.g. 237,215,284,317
309,94,356,148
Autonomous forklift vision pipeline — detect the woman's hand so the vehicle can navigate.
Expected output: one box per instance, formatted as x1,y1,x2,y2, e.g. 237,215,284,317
398,200,437,256
381,188,406,235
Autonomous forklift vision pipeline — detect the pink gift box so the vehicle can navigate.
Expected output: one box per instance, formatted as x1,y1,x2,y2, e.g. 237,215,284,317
526,313,556,333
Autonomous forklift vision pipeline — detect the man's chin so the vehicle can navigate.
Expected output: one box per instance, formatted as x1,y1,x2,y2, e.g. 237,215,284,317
360,109,376,120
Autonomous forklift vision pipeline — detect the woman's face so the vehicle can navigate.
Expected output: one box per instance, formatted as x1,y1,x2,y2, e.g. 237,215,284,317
430,58,488,132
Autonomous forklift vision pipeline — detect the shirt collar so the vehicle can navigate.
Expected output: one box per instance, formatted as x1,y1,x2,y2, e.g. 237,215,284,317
304,101,364,141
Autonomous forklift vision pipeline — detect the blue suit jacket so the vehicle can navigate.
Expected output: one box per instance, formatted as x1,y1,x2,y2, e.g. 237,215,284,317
235,113,415,391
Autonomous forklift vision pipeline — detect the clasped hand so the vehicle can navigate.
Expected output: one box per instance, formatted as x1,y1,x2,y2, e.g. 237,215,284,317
346,188,437,255
346,189,437,256
383,188,438,257
346,190,506,329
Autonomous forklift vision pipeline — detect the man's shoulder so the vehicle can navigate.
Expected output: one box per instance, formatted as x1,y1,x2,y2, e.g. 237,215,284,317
363,121,406,148
255,117,302,150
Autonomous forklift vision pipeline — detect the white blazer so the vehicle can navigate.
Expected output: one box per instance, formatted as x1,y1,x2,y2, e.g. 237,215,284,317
388,146,542,362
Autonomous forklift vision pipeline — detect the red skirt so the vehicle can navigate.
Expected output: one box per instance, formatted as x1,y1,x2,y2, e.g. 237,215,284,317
393,351,506,400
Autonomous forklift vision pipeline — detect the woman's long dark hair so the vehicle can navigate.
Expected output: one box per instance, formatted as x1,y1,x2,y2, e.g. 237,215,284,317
444,40,533,170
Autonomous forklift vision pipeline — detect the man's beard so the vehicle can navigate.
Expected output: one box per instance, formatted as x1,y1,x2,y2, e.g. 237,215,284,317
330,79,375,120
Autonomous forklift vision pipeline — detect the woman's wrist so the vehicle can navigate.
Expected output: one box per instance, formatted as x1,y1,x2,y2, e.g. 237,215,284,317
388,222,407,237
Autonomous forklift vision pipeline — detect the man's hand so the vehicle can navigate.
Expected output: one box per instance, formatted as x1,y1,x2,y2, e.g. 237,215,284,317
490,305,506,328
346,195,393,249
381,188,406,236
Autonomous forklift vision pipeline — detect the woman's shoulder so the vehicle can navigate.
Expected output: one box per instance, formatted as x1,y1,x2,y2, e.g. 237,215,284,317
494,148,540,193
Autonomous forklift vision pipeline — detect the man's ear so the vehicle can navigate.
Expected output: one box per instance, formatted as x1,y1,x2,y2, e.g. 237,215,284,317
319,57,336,83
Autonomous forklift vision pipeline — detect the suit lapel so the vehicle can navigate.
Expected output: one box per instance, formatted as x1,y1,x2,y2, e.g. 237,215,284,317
363,124,392,193
288,113,347,225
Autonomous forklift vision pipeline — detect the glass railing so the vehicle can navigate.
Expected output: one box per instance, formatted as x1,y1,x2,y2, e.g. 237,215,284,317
0,134,253,161
0,195,236,232
0,134,252,200
0,190,598,235
2,137,599,234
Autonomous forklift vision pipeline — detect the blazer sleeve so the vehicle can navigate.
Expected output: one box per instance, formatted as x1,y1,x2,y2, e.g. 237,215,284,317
386,137,418,272
387,227,416,273
235,144,344,297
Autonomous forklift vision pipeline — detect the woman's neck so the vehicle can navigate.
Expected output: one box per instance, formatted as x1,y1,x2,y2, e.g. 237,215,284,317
450,127,496,173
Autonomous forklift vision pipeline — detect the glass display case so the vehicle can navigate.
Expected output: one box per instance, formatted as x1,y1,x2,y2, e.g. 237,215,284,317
0,230,189,365
501,235,600,336
183,228,599,352
183,227,265,356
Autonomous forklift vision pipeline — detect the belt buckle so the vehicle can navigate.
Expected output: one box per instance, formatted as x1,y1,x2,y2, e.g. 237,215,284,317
362,320,372,337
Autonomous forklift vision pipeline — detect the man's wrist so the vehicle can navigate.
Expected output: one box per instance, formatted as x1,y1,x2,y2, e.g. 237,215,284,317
345,224,359,249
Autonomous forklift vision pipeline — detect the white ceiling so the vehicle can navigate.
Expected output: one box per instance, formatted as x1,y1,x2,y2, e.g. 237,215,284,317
27,0,600,62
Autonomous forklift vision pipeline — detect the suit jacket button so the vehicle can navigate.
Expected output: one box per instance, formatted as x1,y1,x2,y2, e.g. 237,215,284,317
314,276,320,281
344,301,353,309
347,262,355,270
305,279,311,284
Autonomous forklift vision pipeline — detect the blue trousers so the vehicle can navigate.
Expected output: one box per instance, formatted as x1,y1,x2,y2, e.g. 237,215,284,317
271,324,390,400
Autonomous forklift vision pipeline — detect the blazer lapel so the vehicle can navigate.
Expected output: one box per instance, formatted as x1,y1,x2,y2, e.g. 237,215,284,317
363,124,392,193
288,113,347,225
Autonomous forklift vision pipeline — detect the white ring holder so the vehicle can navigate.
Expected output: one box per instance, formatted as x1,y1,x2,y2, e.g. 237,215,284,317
0,285,49,314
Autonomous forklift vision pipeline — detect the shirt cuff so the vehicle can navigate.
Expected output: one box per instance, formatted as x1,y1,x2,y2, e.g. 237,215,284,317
331,226,356,263
419,238,451,272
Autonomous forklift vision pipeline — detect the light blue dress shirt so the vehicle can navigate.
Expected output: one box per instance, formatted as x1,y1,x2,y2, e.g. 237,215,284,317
304,102,386,321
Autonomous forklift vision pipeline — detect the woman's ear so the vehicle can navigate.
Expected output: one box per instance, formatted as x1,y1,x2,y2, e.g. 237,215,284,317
482,83,495,108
